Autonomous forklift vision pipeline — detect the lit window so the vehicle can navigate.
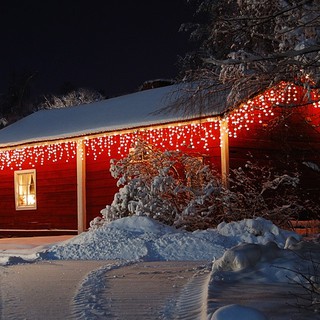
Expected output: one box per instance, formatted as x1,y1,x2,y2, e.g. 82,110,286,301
14,169,37,210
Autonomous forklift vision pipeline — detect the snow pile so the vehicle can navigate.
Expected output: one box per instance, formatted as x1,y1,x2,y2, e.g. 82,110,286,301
209,304,268,320
39,216,300,262
209,239,320,318
41,216,228,261
211,240,320,283
216,217,295,248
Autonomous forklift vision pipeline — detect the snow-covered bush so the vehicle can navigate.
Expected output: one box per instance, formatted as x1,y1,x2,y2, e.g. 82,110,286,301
177,158,319,230
290,253,320,314
227,160,320,228
99,139,222,230
96,140,319,231
283,236,320,314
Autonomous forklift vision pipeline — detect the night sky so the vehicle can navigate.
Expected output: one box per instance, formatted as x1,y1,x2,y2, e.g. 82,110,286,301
0,1,195,98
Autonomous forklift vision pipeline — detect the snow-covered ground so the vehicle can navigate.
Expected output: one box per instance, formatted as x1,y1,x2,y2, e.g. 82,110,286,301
0,216,319,319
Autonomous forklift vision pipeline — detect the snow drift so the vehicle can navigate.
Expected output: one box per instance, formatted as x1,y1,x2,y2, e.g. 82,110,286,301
40,216,301,262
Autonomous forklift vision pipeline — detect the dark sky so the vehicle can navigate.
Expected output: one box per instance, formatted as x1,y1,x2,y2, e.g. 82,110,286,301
0,1,195,98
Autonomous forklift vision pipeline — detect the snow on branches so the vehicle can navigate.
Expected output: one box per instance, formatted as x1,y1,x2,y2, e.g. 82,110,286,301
99,139,217,229
180,0,320,111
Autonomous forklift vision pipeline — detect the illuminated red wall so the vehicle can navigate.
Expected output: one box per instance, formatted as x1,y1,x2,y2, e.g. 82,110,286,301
84,123,222,224
227,85,320,167
0,123,222,231
0,143,78,230
227,87,320,199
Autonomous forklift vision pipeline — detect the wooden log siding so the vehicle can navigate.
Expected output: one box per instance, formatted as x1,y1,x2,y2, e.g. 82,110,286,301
0,122,223,232
0,170,15,228
34,151,78,230
290,220,320,236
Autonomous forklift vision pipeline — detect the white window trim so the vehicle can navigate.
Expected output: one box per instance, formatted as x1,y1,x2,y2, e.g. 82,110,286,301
14,169,37,211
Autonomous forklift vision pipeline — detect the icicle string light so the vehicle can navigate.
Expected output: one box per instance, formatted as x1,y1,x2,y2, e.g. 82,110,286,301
0,121,221,170
227,81,320,138
0,82,319,170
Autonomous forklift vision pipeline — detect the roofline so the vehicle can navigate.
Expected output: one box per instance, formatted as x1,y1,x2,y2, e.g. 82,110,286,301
0,115,221,151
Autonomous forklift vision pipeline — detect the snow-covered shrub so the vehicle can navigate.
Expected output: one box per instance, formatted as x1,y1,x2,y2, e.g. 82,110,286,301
177,158,319,230
177,159,316,230
95,141,319,231
227,160,320,228
292,254,320,314
99,139,222,230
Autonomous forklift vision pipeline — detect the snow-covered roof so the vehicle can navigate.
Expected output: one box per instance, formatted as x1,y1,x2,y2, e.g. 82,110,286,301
0,84,226,148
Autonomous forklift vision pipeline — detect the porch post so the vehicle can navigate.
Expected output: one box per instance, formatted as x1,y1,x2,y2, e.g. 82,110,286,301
76,140,87,234
220,118,230,188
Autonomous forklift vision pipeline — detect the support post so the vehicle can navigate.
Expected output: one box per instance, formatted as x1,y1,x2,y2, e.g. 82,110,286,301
220,118,230,188
76,140,87,234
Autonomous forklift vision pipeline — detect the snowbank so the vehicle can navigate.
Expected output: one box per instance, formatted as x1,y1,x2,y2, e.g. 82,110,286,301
208,234,320,318
216,217,295,247
40,216,228,261
209,304,268,320
211,239,320,283
39,216,300,262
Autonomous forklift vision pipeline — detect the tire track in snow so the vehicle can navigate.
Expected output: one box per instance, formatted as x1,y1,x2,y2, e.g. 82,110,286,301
0,261,108,320
173,266,211,320
72,261,132,319
73,261,209,320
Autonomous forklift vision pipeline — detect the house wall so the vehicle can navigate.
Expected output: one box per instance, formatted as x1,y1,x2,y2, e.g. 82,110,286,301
0,122,222,233
228,104,320,202
0,144,78,231
0,170,16,228
1,105,318,233
84,125,222,227
228,104,320,166
36,160,78,230
85,152,119,226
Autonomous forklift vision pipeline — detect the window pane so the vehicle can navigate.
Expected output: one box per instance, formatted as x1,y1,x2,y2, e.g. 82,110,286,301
14,170,37,210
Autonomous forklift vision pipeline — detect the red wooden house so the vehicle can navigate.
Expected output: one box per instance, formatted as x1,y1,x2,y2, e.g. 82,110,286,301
0,82,319,235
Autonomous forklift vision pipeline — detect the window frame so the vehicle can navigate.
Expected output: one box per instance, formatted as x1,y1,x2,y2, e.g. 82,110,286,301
14,169,37,211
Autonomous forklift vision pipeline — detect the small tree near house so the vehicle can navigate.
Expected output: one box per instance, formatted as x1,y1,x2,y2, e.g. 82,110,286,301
95,139,221,230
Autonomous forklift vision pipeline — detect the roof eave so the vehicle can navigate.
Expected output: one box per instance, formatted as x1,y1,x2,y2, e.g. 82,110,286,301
0,114,221,151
